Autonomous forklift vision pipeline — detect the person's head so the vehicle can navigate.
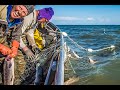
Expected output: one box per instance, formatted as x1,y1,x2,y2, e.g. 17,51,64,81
37,7,54,23
10,5,34,19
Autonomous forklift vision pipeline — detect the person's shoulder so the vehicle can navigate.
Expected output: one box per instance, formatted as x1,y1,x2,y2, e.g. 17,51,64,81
24,9,36,19
0,5,8,9
0,5,7,11
0,5,8,21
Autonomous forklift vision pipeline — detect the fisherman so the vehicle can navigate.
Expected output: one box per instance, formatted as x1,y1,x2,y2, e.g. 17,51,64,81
34,21,61,85
20,7,54,60
0,5,34,85
34,7,55,50
19,7,57,85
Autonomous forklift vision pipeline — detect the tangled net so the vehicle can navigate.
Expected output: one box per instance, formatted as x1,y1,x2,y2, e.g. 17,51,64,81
16,40,60,85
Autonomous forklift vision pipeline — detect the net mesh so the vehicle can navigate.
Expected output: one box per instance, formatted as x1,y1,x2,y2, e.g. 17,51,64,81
16,41,60,85
17,42,94,85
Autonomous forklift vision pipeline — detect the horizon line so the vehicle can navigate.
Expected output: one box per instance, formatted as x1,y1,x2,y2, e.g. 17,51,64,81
55,24,120,25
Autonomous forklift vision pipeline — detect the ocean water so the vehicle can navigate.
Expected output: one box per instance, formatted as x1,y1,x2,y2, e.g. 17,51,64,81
57,25,120,85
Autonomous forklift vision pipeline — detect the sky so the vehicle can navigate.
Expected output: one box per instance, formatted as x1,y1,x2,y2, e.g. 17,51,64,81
35,5,120,25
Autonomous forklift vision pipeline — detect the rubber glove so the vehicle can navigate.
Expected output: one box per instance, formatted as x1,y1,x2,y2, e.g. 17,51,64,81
22,46,35,60
8,40,19,58
0,44,12,55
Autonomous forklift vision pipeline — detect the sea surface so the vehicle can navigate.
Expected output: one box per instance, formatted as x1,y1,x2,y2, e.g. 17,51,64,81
57,25,120,85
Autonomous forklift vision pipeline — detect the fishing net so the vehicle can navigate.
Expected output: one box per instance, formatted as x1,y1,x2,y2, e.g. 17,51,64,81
17,38,75,85
15,22,61,85
1,21,101,85
18,41,60,85
64,49,94,78
63,37,119,85
57,34,96,84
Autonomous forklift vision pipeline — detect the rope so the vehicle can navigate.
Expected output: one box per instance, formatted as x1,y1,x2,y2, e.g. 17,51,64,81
67,35,87,51
43,23,116,54
65,33,115,53
68,58,76,74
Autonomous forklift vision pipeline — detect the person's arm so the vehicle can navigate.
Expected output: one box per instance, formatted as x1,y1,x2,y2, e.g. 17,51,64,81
0,9,12,56
20,36,35,59
20,10,36,48
20,10,38,58
19,20,36,57
26,27,41,54
8,24,22,58
0,44,12,55
0,5,7,21
26,28,36,46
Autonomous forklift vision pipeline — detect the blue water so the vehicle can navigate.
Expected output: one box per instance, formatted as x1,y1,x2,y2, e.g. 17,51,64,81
57,25,120,85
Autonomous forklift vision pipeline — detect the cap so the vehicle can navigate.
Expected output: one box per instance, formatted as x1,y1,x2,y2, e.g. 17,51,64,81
37,7,54,21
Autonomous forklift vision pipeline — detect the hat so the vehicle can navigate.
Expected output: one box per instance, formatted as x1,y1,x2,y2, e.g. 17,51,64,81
37,7,54,21
23,5,34,15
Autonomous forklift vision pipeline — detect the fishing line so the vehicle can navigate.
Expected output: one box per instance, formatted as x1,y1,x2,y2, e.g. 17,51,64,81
67,58,77,74
46,25,117,66
62,32,118,65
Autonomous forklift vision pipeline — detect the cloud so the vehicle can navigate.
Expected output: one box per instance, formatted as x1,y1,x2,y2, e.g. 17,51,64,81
53,16,97,21
52,16,111,25
87,17,95,21
97,18,110,22
53,16,82,21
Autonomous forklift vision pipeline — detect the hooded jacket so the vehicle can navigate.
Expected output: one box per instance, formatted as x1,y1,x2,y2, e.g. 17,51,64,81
0,5,23,43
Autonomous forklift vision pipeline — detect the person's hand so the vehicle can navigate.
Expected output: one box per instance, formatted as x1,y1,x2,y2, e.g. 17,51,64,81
22,46,35,60
0,44,12,55
8,47,18,58
8,40,19,58
38,18,48,23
